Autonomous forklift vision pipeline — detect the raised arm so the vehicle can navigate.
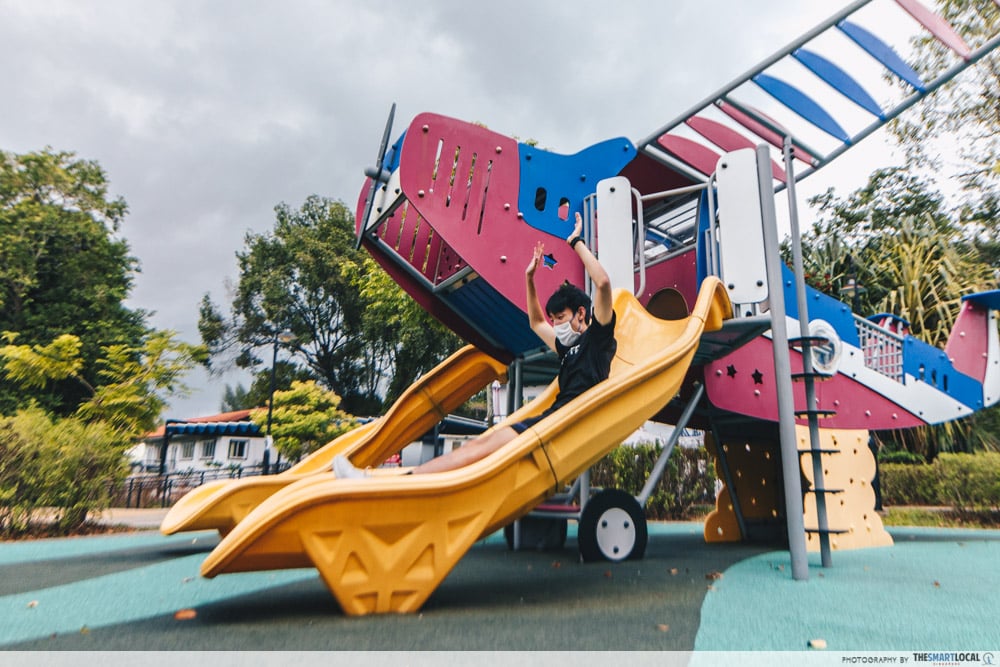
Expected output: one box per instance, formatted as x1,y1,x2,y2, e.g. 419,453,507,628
567,212,613,325
526,241,557,351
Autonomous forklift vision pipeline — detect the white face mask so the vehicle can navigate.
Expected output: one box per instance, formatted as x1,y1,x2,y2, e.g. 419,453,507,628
553,320,581,347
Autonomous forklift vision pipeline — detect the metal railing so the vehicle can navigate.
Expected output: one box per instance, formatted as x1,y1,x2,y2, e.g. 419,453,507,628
110,464,291,508
854,315,905,383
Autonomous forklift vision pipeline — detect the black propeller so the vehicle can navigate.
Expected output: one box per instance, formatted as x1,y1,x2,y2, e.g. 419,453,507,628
355,102,396,250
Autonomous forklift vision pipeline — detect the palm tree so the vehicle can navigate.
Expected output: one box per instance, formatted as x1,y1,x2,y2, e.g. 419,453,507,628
797,172,998,458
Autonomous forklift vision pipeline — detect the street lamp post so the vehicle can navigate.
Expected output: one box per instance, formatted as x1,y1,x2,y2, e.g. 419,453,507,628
839,255,867,314
262,329,296,475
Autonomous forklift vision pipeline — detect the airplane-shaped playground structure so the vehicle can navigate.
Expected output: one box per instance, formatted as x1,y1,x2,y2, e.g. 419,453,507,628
163,0,1000,615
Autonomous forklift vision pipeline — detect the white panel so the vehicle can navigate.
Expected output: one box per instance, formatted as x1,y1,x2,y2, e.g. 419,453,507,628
984,310,1000,407
595,176,635,294
366,168,403,228
714,149,769,304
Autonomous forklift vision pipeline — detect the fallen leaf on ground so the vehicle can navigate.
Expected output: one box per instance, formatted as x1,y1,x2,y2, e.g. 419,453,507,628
604,570,612,578
174,609,197,621
26,601,38,608
657,624,670,633
705,571,723,580
933,581,941,588
551,561,561,569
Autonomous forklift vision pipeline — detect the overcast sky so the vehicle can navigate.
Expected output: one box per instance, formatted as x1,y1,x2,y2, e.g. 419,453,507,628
2,1,926,417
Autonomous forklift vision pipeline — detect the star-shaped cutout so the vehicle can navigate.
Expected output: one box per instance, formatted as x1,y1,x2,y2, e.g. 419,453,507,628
752,369,764,385
726,364,737,378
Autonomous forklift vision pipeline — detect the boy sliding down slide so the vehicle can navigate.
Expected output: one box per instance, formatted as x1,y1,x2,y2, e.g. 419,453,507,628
333,213,616,479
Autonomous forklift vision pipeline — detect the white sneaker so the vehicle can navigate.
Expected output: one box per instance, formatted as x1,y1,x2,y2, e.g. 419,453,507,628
332,455,368,479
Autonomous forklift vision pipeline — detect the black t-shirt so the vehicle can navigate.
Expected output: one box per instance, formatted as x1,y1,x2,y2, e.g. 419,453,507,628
551,311,617,411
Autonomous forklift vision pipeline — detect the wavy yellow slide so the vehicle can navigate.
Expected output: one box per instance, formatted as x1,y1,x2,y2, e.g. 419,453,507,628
200,279,731,615
159,345,508,536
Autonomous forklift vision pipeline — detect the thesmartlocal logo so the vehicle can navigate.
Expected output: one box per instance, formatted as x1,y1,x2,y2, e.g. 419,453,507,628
911,653,994,666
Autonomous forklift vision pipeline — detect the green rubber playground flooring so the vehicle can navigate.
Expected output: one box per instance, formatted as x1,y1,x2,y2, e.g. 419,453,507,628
1,523,998,651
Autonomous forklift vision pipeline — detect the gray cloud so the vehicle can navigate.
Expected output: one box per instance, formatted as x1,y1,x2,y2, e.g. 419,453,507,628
1,0,907,416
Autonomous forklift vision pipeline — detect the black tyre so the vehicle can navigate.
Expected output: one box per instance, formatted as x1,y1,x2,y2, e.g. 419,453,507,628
577,489,647,562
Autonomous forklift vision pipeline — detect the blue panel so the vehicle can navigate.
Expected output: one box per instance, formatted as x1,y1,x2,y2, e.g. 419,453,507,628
442,277,544,356
902,337,983,409
837,21,926,92
695,189,712,286
792,49,884,118
645,228,674,248
753,74,851,143
867,312,911,329
780,266,983,409
517,137,636,239
383,131,406,172
963,289,1000,310
780,264,861,347
166,422,261,436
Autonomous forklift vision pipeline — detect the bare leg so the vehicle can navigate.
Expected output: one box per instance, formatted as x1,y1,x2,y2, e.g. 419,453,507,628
412,426,519,474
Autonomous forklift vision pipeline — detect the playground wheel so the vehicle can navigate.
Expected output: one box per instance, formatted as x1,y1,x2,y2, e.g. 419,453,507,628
577,489,647,562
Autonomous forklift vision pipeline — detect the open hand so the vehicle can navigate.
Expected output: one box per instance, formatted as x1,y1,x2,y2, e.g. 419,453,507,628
568,212,583,244
526,241,545,278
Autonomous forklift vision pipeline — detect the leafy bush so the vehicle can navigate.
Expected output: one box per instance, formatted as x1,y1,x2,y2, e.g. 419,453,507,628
934,453,1000,512
879,449,925,465
880,462,939,506
0,407,130,537
590,443,716,520
880,453,1000,511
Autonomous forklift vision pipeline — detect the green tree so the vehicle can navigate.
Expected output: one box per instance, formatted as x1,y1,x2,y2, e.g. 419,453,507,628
890,1,1000,198
0,148,147,416
349,255,461,407
221,383,253,412
796,170,998,457
875,1,1000,456
800,169,994,338
200,195,459,415
797,168,957,313
0,329,206,437
249,380,358,462
0,147,208,536
889,1,1000,282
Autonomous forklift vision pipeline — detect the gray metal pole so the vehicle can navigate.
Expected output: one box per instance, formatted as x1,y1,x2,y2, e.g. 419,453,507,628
512,358,524,550
783,136,833,567
756,144,809,581
636,383,704,508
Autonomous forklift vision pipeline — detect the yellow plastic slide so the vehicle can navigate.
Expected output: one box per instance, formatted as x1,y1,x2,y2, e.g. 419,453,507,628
200,279,731,615
159,345,508,536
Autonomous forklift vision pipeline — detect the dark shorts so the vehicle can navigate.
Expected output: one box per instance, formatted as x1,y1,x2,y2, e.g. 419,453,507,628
510,407,558,434
510,416,542,434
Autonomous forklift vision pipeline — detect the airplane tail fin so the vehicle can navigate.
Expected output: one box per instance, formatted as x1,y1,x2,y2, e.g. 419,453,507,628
945,290,1000,408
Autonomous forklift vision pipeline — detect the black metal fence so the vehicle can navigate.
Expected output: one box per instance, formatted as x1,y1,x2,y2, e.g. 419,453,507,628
110,464,291,508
